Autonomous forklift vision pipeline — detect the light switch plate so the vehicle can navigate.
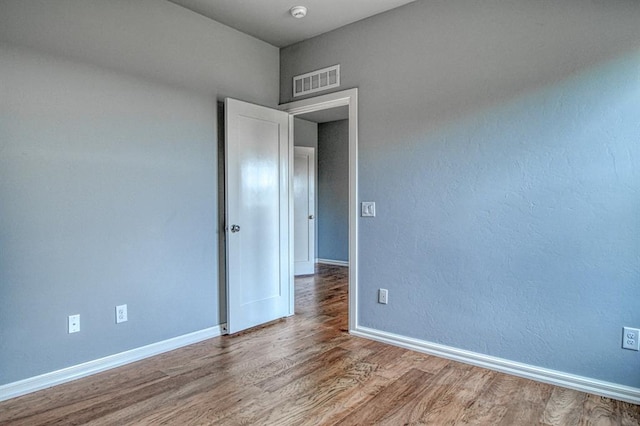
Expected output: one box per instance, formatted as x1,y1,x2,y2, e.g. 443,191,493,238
361,201,376,217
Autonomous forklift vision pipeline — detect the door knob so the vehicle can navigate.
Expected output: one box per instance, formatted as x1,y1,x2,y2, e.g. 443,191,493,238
308,215,314,220
230,224,241,233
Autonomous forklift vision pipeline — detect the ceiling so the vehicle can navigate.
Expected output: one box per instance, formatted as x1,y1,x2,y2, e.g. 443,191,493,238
296,105,349,123
169,0,416,47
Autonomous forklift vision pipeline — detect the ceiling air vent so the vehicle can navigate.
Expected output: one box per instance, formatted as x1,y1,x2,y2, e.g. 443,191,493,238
293,65,340,97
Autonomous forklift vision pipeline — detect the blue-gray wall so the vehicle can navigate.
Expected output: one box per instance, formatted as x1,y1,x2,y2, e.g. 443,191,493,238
317,120,349,263
293,118,318,149
281,0,640,387
0,0,278,386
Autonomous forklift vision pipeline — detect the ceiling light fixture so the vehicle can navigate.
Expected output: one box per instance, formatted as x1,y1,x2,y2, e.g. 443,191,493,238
290,6,307,19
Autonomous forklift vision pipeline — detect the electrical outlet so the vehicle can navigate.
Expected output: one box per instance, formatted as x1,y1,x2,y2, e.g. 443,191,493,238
68,314,80,333
622,327,639,351
116,304,128,324
378,288,388,304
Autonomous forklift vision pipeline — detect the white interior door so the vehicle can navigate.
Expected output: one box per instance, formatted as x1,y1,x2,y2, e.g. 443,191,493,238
294,147,316,276
225,98,291,334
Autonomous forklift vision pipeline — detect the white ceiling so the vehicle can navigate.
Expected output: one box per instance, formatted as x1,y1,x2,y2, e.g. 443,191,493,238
169,0,416,47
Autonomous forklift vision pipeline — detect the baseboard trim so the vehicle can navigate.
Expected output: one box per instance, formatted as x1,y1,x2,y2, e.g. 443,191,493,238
0,324,226,402
316,258,349,267
351,325,640,405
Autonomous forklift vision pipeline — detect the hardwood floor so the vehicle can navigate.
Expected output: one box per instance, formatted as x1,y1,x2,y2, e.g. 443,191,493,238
1,264,638,425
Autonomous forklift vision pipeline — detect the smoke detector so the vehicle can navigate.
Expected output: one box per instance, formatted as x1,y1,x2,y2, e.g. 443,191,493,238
290,6,307,18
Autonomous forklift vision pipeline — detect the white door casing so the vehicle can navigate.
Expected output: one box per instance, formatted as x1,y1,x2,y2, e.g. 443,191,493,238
294,147,316,276
225,98,292,334
280,88,358,332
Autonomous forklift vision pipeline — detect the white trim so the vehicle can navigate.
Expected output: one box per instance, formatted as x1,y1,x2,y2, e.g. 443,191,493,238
288,115,296,315
280,88,358,332
0,325,225,403
316,258,349,267
352,325,640,405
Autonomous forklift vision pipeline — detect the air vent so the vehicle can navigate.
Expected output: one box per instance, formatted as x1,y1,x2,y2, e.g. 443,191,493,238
293,65,340,97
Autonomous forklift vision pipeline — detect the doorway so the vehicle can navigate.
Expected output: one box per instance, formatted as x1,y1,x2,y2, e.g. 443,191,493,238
294,107,349,272
223,90,358,334
281,88,358,332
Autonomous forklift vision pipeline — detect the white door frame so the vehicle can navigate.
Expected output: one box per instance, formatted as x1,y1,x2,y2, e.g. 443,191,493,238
280,88,358,332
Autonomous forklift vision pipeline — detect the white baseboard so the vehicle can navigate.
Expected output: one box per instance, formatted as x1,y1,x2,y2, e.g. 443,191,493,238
0,324,226,403
316,258,349,267
351,325,640,405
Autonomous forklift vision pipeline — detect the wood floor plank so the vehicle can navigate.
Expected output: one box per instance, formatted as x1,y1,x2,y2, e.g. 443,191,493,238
382,349,451,379
256,346,351,393
333,368,436,425
239,350,377,425
457,373,515,424
294,344,414,425
618,399,640,426
416,366,496,425
542,387,588,426
579,394,622,426
1,264,638,425
496,376,554,425
364,362,484,425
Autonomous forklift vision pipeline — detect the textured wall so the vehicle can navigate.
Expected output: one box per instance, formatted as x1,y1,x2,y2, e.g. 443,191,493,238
0,0,279,106
0,0,278,385
281,0,640,387
318,120,349,262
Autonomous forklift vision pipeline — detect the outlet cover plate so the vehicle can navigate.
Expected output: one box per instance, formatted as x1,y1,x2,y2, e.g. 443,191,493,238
68,314,80,333
116,304,128,324
623,327,639,351
378,288,388,304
